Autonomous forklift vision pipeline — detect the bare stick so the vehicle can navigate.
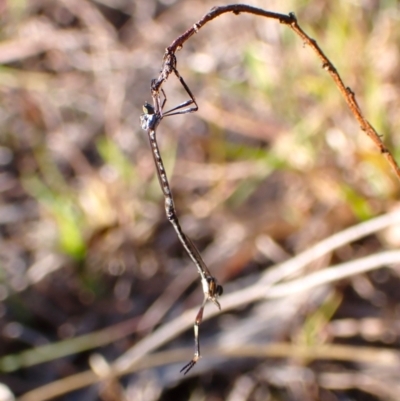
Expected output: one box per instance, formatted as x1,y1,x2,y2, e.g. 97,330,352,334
150,4,400,181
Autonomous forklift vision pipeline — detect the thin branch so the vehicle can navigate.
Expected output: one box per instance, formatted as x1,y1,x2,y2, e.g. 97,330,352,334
266,250,400,299
18,343,400,401
151,4,400,180
260,208,400,286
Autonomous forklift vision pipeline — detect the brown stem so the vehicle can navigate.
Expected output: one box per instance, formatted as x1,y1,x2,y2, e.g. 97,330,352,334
149,4,400,181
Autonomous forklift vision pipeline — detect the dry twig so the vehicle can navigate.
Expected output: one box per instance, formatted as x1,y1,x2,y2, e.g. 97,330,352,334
151,4,400,180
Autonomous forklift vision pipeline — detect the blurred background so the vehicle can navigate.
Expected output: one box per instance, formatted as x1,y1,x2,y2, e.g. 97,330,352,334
1,0,400,400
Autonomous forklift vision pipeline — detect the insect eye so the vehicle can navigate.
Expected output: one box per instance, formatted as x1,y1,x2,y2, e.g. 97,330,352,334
142,102,154,115
207,277,223,297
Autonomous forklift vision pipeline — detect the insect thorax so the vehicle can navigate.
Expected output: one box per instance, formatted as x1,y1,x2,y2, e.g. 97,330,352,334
140,111,159,131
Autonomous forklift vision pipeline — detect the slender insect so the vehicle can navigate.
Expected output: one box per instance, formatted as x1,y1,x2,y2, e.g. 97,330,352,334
140,71,223,375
